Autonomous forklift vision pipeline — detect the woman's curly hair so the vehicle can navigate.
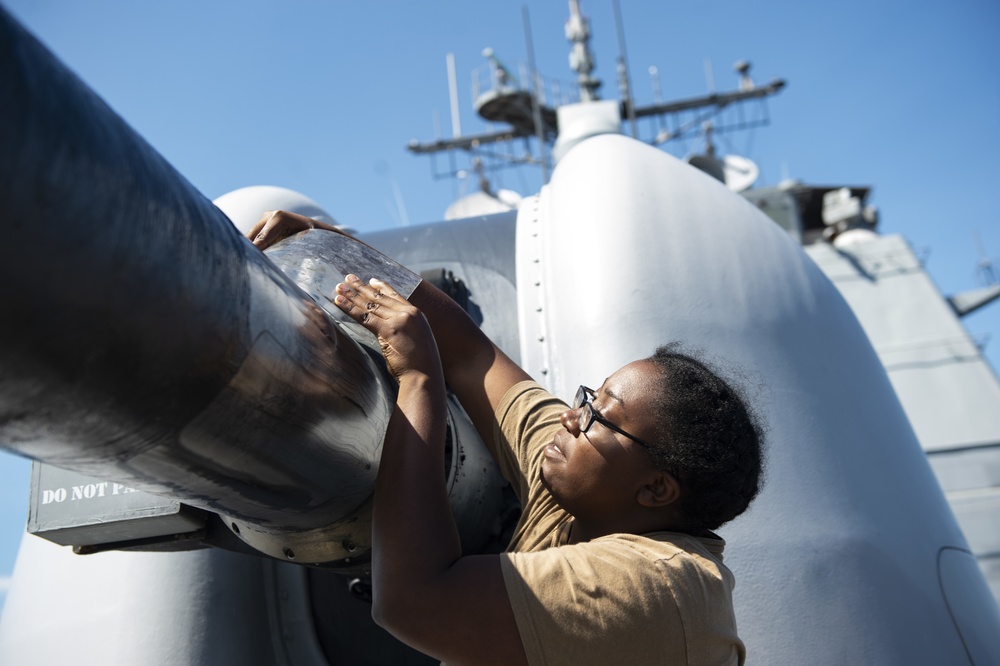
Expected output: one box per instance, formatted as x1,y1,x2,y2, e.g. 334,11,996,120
645,344,765,530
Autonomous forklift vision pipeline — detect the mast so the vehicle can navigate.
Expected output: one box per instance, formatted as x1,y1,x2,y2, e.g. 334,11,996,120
565,0,600,102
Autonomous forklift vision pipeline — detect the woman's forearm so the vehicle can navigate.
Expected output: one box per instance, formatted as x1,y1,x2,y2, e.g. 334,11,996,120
370,370,464,629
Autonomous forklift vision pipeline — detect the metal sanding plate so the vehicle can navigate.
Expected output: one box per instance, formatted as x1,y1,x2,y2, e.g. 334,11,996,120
263,229,423,343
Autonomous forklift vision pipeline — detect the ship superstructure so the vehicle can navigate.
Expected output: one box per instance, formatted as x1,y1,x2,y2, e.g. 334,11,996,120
750,181,1000,601
408,0,1000,607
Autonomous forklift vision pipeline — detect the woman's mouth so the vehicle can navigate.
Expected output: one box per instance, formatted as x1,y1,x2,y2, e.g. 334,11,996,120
543,440,566,462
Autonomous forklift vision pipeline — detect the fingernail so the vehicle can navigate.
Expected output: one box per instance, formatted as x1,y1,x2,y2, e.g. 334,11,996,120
335,295,348,305
347,274,360,284
369,278,382,285
335,282,348,293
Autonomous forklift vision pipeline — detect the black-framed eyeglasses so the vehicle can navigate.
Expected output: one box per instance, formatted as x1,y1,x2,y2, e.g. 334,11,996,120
573,385,653,450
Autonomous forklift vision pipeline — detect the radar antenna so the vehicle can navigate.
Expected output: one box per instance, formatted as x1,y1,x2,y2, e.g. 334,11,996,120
974,230,999,286
612,0,637,138
406,2,785,189
566,0,601,101
523,6,549,182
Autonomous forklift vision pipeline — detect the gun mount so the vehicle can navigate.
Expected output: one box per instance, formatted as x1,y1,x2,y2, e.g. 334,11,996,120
0,7,505,569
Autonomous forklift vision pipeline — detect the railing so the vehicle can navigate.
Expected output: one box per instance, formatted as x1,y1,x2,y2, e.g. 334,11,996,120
471,59,580,108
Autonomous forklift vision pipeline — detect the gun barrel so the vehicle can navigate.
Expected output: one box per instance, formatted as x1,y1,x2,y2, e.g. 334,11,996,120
0,7,395,563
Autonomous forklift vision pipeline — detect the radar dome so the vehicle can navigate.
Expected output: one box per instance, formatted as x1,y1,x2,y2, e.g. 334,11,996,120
214,185,337,235
444,189,521,220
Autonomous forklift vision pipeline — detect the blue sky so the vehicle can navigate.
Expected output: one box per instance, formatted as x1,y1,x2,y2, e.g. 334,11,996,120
1,0,998,609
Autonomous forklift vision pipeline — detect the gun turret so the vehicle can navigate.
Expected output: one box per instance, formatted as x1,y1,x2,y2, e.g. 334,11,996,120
0,7,503,569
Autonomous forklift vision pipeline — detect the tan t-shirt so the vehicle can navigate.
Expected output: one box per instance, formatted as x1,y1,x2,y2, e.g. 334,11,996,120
493,381,746,666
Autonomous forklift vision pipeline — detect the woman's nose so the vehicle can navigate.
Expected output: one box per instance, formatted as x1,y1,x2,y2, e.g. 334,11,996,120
560,408,582,435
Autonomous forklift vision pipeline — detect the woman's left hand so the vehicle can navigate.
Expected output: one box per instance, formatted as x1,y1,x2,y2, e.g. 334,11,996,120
335,274,441,383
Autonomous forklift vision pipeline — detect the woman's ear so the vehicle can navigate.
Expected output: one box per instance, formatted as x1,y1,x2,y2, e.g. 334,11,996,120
637,470,681,508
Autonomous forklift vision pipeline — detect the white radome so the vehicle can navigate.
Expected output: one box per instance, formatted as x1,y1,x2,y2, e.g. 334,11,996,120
214,185,338,235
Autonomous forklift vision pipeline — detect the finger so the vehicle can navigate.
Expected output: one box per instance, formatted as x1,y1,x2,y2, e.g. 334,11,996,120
346,275,407,311
333,287,364,321
334,280,393,325
334,291,389,334
251,223,277,249
246,221,264,243
368,278,402,300
356,282,406,319
344,274,390,306
251,212,287,249
251,210,318,250
246,211,272,243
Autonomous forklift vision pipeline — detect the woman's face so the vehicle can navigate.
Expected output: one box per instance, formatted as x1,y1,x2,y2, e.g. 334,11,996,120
540,360,663,525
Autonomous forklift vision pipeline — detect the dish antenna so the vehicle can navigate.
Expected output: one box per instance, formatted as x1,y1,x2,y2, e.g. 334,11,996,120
685,121,760,192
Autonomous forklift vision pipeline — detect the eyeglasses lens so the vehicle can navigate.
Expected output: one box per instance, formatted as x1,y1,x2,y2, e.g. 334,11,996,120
573,386,594,434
